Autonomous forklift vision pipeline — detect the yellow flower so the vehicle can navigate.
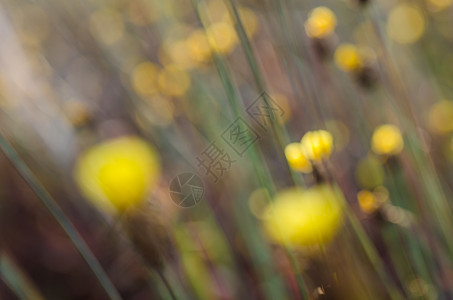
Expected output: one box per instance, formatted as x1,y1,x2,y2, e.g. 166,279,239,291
186,29,212,64
357,187,388,214
300,130,334,162
284,143,312,173
222,7,259,38
157,65,190,97
304,7,337,39
75,136,161,213
357,190,375,214
131,61,159,96
371,124,404,156
206,21,238,54
160,39,195,69
263,185,343,247
334,44,364,72
427,100,453,135
427,0,453,11
387,4,425,44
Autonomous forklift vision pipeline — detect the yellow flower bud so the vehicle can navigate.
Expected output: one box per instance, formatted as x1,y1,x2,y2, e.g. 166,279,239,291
357,187,388,214
334,44,364,72
427,100,453,135
357,190,378,214
131,61,159,96
284,143,312,173
206,21,238,54
304,7,337,39
186,29,211,64
75,136,161,213
371,124,404,156
157,65,190,97
300,130,334,162
263,185,343,247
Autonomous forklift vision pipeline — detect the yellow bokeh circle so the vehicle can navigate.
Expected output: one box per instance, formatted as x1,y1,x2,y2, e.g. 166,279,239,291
371,124,404,156
387,4,425,44
263,185,343,247
75,136,161,213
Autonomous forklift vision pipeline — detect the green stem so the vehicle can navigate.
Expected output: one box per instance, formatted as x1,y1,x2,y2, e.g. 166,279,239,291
0,134,121,300
191,0,305,298
157,269,178,300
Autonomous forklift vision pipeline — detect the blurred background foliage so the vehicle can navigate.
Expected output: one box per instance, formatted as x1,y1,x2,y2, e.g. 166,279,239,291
1,0,453,299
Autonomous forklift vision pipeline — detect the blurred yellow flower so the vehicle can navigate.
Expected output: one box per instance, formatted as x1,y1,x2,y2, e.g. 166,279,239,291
427,0,453,11
300,130,334,162
75,136,161,213
263,185,343,247
334,44,364,72
160,39,195,69
131,61,159,96
222,7,259,38
358,187,388,214
427,100,453,135
206,22,238,54
357,190,376,214
284,143,312,173
157,65,190,97
387,4,425,44
304,7,337,39
371,124,404,156
186,29,212,64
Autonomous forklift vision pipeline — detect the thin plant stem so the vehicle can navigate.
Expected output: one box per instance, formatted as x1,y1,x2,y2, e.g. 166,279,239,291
0,134,122,300
157,269,178,300
191,1,309,298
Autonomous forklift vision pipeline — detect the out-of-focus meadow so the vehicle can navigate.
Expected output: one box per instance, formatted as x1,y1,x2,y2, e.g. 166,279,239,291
1,0,453,299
